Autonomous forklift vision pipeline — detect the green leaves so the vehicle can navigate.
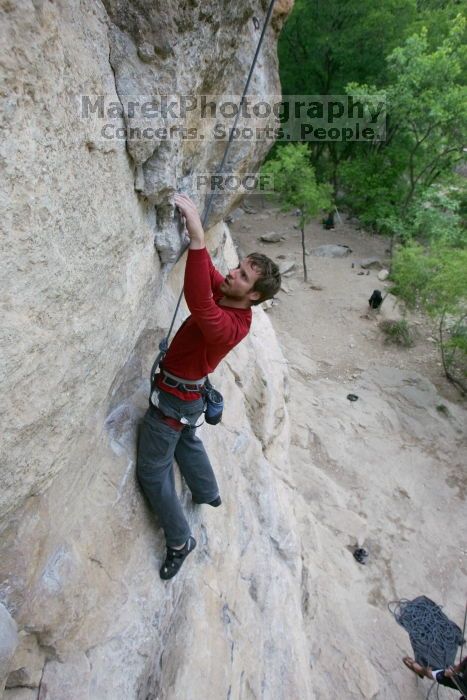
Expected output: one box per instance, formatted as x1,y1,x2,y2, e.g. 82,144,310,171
341,13,467,227
261,144,333,224
276,1,467,387
279,0,418,94
391,239,467,386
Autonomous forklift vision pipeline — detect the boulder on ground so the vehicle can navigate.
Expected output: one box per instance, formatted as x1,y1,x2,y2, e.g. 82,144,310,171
377,293,404,322
312,245,352,258
377,269,389,281
260,232,286,243
359,257,383,270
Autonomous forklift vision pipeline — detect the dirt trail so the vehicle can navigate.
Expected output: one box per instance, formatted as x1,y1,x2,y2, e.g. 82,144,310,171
231,198,460,403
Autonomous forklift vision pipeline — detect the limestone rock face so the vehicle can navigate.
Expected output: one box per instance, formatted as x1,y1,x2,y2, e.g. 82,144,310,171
7,3,464,700
0,1,305,698
0,605,18,695
102,0,290,261
0,0,288,522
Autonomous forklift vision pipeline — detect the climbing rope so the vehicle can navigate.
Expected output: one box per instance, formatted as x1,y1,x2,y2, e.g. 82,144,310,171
150,0,277,389
389,596,464,669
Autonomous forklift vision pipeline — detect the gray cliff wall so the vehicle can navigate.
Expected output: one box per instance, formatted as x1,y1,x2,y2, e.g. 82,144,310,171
0,2,310,698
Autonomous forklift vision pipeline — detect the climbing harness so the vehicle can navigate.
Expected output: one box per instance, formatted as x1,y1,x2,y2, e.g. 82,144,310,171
149,0,277,407
159,369,207,393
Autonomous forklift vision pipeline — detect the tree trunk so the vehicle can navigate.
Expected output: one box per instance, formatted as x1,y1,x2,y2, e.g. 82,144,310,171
301,223,308,282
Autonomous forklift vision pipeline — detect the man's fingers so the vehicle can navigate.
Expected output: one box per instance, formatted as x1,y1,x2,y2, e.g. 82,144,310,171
174,195,199,222
174,192,196,209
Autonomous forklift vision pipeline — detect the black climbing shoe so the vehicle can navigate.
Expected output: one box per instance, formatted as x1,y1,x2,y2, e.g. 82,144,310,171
192,495,222,507
160,536,196,580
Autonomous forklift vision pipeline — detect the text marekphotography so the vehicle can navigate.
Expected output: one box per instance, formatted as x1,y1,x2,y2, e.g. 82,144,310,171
80,94,387,143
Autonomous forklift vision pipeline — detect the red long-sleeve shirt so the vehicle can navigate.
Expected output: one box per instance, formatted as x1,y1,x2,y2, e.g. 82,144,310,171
157,247,252,400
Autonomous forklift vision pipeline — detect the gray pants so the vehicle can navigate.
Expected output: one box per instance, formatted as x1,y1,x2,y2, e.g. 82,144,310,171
137,389,219,547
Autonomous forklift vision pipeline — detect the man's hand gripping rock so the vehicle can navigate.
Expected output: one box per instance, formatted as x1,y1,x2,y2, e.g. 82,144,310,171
174,193,205,250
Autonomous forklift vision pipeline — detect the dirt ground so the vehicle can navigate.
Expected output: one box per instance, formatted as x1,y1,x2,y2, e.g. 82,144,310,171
229,197,466,700
230,197,462,406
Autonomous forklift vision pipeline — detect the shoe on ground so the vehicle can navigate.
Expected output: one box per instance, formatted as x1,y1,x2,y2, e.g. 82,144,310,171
160,536,196,580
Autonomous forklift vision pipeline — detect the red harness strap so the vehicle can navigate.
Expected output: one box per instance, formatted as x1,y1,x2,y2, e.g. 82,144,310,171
151,406,185,432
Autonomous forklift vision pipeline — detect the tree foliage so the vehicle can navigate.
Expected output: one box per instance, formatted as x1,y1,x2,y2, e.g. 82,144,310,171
276,2,467,390
340,14,467,231
279,0,418,95
278,0,421,180
391,240,467,389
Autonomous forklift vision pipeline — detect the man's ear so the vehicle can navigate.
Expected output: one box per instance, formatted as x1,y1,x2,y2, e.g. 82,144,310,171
248,290,261,303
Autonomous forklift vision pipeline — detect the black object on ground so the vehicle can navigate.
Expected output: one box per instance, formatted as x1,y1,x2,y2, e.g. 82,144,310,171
347,393,359,402
369,289,383,309
322,211,335,230
353,547,369,564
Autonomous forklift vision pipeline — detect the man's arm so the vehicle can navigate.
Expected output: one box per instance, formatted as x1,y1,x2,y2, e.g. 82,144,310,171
174,193,235,342
174,193,224,291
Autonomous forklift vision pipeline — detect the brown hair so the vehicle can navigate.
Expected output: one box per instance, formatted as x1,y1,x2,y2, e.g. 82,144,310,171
247,252,281,305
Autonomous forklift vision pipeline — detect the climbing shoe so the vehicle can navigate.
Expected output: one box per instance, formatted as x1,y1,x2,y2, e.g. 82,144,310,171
160,536,196,580
192,495,222,507
208,496,222,507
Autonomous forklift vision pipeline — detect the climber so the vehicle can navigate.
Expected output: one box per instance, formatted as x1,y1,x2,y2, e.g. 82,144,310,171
137,193,281,580
403,656,467,698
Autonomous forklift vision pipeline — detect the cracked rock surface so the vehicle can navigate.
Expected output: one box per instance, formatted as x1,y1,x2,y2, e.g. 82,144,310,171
0,1,303,698
2,2,466,698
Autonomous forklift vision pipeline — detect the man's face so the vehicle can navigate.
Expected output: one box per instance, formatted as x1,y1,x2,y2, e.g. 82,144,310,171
219,257,262,304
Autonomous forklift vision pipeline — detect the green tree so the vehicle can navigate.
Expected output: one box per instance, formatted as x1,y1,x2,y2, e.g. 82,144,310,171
412,0,466,49
385,16,466,213
278,0,419,182
261,144,332,282
279,0,417,95
341,14,467,235
391,239,467,392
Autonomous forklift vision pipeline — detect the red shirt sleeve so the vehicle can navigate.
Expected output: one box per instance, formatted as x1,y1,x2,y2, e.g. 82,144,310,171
184,248,236,343
206,249,225,295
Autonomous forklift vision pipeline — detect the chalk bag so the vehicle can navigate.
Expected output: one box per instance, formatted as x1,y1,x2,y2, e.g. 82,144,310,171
205,387,224,425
